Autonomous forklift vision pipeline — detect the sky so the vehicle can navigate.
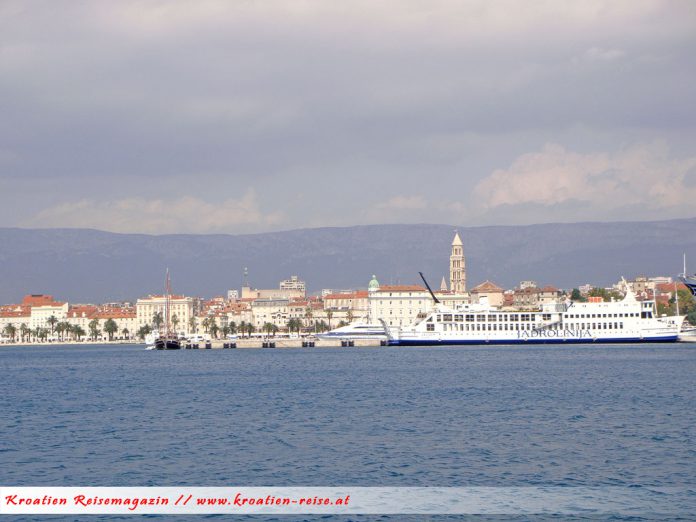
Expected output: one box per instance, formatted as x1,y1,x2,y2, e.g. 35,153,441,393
1,0,695,234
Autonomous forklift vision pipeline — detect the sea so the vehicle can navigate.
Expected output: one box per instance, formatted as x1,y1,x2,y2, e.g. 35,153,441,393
1,342,695,521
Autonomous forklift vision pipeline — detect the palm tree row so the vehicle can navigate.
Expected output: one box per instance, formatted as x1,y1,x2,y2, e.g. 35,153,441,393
2,321,87,343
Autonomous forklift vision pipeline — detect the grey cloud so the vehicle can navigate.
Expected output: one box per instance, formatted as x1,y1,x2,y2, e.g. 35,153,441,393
1,0,695,232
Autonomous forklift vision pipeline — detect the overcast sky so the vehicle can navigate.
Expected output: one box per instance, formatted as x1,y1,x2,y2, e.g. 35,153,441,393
1,0,695,234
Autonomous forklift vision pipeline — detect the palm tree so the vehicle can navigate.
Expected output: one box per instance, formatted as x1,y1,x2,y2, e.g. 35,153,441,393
304,306,313,329
46,315,58,334
56,321,70,341
201,317,211,334
346,310,354,324
103,318,118,341
19,323,30,343
152,312,164,331
88,318,100,341
137,325,152,340
209,318,219,339
171,313,179,333
3,323,16,342
54,322,63,340
247,323,256,337
221,325,230,338
188,317,197,334
263,322,274,337
228,321,237,335
121,328,130,339
326,310,333,330
72,325,86,341
239,321,247,337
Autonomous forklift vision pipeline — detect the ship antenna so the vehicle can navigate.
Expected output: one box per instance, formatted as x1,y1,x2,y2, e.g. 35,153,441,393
419,272,441,304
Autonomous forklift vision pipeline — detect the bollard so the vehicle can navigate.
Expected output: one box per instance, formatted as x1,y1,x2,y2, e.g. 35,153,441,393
205,342,211,349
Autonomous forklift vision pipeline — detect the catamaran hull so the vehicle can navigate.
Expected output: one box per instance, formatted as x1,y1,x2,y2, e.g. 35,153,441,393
154,339,181,350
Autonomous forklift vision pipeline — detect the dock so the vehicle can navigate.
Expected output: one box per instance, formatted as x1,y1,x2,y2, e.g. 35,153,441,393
181,338,386,349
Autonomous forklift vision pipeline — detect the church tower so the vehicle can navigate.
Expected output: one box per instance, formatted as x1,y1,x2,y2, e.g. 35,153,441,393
449,231,466,293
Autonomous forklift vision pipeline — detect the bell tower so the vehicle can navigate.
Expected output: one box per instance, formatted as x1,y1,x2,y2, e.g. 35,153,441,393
449,231,466,293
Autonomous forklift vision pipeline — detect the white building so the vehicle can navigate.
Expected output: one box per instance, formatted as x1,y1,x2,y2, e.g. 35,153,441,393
136,295,194,334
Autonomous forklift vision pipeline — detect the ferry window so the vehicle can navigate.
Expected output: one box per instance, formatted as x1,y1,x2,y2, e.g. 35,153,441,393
510,314,518,321
455,315,463,322
620,322,623,328
477,315,485,322
466,314,474,322
443,314,453,322
542,314,551,321
476,324,480,331
493,324,497,331
487,315,495,322
521,314,530,321
426,323,434,331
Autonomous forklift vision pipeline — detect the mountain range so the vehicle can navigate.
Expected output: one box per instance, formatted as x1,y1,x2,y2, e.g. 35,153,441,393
1,218,695,304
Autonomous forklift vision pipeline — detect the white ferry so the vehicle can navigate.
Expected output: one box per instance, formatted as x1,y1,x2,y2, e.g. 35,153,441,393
383,284,684,346
317,322,387,340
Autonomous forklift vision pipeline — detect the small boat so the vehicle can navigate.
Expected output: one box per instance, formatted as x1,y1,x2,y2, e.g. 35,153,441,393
678,327,696,343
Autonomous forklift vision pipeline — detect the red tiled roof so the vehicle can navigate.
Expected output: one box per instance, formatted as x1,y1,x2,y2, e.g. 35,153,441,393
324,291,368,300
376,285,426,292
21,294,55,306
471,281,503,293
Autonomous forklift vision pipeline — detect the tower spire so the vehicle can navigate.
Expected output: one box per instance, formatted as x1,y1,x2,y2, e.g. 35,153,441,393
449,230,466,293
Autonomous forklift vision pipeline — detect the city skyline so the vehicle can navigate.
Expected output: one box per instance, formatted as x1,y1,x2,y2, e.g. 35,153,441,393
1,1,695,234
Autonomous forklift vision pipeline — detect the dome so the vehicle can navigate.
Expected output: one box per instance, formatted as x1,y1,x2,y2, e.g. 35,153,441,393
368,275,380,291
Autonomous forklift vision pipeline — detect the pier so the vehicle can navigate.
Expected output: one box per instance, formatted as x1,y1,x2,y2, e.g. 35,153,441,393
181,338,386,349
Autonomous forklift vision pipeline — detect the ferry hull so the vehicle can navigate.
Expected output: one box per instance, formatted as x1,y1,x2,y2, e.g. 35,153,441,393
389,335,679,346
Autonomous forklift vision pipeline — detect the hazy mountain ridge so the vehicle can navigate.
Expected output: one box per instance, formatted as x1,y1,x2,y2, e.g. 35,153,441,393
1,218,695,303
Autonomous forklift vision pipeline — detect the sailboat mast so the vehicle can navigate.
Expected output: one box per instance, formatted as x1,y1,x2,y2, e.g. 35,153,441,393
165,268,171,337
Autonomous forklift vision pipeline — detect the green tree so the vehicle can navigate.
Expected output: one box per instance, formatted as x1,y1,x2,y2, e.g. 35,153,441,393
346,310,354,323
262,322,278,337
137,325,152,340
171,313,179,333
202,317,211,334
326,310,333,330
152,312,164,330
188,316,197,334
72,325,86,341
588,287,623,302
122,328,130,339
3,323,17,342
103,318,118,341
88,318,101,341
209,317,219,339
19,323,30,343
46,315,58,334
304,306,313,328
228,321,237,335
56,321,72,341
570,288,586,302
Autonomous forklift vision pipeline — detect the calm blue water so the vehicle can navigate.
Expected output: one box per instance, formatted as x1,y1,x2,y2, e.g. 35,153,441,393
2,343,695,519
